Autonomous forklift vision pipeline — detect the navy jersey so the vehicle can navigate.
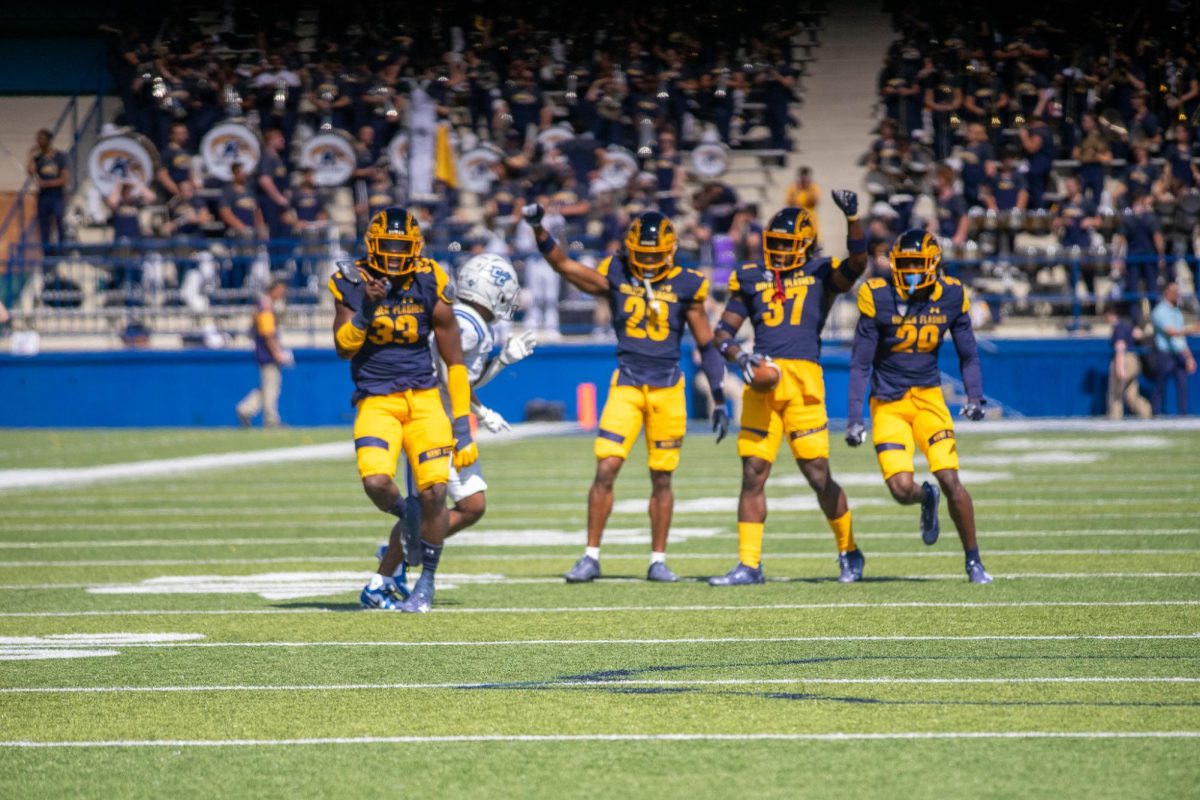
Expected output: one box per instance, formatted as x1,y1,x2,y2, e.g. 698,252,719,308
849,276,982,410
292,186,326,223
161,145,192,186
597,255,708,387
221,184,258,227
257,151,289,210
328,258,452,404
724,257,844,362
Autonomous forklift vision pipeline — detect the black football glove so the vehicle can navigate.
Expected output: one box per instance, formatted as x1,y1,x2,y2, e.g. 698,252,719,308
961,400,986,421
522,203,545,226
712,406,730,444
845,422,867,447
735,351,764,384
831,189,859,219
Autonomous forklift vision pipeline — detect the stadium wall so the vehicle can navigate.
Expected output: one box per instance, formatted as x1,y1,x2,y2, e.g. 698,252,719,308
1,338,1198,427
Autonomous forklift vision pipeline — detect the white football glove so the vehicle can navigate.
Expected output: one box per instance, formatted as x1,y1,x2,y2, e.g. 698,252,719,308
474,404,511,434
499,329,537,366
279,349,295,368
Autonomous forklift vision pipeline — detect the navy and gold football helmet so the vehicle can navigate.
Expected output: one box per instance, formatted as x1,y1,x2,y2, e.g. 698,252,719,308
763,207,816,272
890,229,941,298
888,227,940,299
624,211,677,282
365,206,423,276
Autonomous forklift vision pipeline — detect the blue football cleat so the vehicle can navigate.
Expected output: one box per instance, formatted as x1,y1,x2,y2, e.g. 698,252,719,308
920,481,941,545
564,555,601,583
400,575,435,613
966,559,993,584
647,561,680,582
403,495,423,567
708,562,765,586
837,549,865,583
359,581,406,610
373,545,412,594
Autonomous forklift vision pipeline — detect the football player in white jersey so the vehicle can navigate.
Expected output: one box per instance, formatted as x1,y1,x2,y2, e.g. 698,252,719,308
440,253,536,531
378,254,536,572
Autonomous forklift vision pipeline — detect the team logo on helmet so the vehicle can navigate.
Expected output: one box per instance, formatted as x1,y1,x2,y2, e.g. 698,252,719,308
365,207,424,276
890,229,941,298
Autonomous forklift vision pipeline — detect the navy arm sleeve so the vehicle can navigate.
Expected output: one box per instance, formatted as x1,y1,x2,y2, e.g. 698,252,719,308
951,312,984,402
847,315,879,426
698,341,727,405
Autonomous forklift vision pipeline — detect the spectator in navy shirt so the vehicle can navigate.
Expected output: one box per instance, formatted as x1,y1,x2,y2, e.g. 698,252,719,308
156,122,194,199
1105,303,1151,419
289,168,328,233
932,165,968,246
1115,193,1165,309
219,162,265,238
1017,115,1055,208
163,180,211,237
105,181,155,242
1165,125,1200,189
1118,145,1158,203
982,149,1028,212
959,122,996,208
256,129,291,239
26,129,69,252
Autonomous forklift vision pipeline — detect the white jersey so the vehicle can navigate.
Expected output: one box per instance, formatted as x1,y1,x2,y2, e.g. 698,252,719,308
437,302,494,502
437,302,494,408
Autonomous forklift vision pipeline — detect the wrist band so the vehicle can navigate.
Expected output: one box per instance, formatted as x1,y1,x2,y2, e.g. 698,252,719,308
847,237,867,255
351,308,372,330
845,214,860,223
537,235,557,255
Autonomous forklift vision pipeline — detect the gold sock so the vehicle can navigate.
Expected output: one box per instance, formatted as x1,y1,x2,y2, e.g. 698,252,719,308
738,522,765,568
828,510,855,553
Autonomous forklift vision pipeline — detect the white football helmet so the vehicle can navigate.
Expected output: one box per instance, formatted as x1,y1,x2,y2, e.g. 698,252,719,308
456,254,520,320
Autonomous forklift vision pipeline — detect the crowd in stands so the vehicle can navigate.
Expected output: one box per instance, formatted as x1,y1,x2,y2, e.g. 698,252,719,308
12,4,821,335
864,3,1200,319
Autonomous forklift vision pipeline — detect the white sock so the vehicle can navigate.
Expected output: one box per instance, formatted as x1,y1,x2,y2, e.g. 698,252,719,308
585,546,601,561
649,551,666,565
367,573,385,590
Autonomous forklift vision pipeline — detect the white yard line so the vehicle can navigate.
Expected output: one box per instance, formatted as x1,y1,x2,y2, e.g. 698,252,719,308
0,549,1195,568
3,731,1199,748
3,676,1198,695
3,634,1195,650
0,529,1196,548
3,600,1199,619
1,572,1199,591
0,423,577,492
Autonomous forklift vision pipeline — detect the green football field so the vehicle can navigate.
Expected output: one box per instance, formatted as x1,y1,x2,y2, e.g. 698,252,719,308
0,425,1197,798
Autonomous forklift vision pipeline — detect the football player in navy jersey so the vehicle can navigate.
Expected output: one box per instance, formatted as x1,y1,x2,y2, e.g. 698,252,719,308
329,207,478,612
846,230,992,583
523,203,729,583
710,192,869,585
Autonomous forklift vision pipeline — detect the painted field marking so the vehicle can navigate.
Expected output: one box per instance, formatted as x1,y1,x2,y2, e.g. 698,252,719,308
1,529,1197,550
988,436,1170,451
0,572,1197,593
3,731,1199,748
4,599,1200,619
0,633,205,662
3,676,1199,694
3,634,1195,650
0,548,1193,570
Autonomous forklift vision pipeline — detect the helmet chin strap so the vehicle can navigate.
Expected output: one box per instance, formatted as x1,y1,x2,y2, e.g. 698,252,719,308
642,274,659,312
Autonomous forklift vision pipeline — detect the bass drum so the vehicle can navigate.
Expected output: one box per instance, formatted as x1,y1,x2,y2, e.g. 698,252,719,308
86,133,160,195
200,122,261,181
599,146,639,189
299,129,357,186
689,142,729,179
457,145,503,194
